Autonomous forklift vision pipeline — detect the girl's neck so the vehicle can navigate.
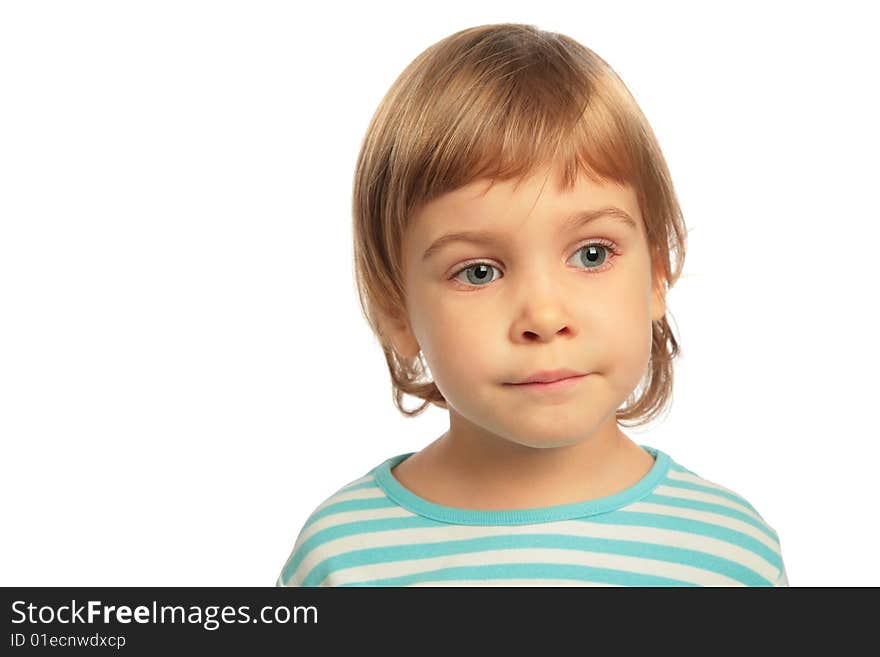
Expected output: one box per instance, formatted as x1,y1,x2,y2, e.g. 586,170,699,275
390,424,654,511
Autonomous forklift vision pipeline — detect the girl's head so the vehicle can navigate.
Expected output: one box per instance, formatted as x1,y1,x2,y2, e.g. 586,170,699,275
352,23,687,443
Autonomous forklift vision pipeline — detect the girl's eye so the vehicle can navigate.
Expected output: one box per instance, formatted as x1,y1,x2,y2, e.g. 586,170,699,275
450,240,619,289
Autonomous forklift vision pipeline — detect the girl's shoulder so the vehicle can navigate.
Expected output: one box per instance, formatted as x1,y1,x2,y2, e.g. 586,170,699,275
276,455,404,587
662,452,779,533
659,450,787,583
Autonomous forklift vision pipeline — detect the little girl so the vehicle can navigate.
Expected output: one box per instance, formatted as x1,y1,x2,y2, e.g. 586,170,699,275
277,22,788,586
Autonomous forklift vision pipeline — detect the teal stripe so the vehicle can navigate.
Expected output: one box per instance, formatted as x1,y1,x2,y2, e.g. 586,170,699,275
660,478,760,516
588,511,783,570
642,492,777,542
302,496,399,529
663,464,767,522
281,516,441,584
341,563,701,587
300,532,771,587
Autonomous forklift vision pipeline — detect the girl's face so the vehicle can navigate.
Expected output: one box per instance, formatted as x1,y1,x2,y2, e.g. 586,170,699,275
385,164,666,450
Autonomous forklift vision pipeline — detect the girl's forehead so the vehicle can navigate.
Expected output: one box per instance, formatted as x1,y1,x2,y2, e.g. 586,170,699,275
413,173,640,233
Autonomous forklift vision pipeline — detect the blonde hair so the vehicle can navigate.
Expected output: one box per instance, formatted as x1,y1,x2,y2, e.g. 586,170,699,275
351,23,687,428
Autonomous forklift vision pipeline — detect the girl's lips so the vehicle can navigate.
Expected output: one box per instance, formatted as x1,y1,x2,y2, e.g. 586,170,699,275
507,373,589,392
508,368,586,384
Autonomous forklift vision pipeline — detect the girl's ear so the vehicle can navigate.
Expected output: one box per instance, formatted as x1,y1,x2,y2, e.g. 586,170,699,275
650,262,668,323
377,305,422,359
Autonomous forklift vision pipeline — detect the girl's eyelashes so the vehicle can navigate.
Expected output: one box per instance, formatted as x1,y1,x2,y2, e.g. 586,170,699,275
448,238,621,290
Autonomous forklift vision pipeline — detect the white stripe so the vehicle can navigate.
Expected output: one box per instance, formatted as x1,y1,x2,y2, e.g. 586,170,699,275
324,547,746,587
408,579,621,587
297,506,415,545
288,518,778,586
666,470,757,510
310,476,378,514
627,501,781,551
653,484,765,524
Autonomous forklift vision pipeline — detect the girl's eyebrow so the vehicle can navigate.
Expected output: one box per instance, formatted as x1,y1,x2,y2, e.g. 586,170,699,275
421,206,637,262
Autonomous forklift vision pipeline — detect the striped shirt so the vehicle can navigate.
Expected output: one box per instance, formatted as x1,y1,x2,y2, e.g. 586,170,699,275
276,444,789,587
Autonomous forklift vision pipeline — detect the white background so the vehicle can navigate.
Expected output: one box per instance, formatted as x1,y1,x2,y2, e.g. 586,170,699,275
1,1,877,587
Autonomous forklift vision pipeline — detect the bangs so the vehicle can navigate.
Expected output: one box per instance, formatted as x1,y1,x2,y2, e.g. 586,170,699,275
381,26,646,217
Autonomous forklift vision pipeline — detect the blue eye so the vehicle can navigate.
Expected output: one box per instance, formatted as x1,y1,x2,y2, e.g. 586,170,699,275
450,240,619,290
577,243,609,268
459,263,499,287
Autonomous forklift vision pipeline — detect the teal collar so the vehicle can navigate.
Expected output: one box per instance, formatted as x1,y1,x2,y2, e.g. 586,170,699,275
373,444,670,526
